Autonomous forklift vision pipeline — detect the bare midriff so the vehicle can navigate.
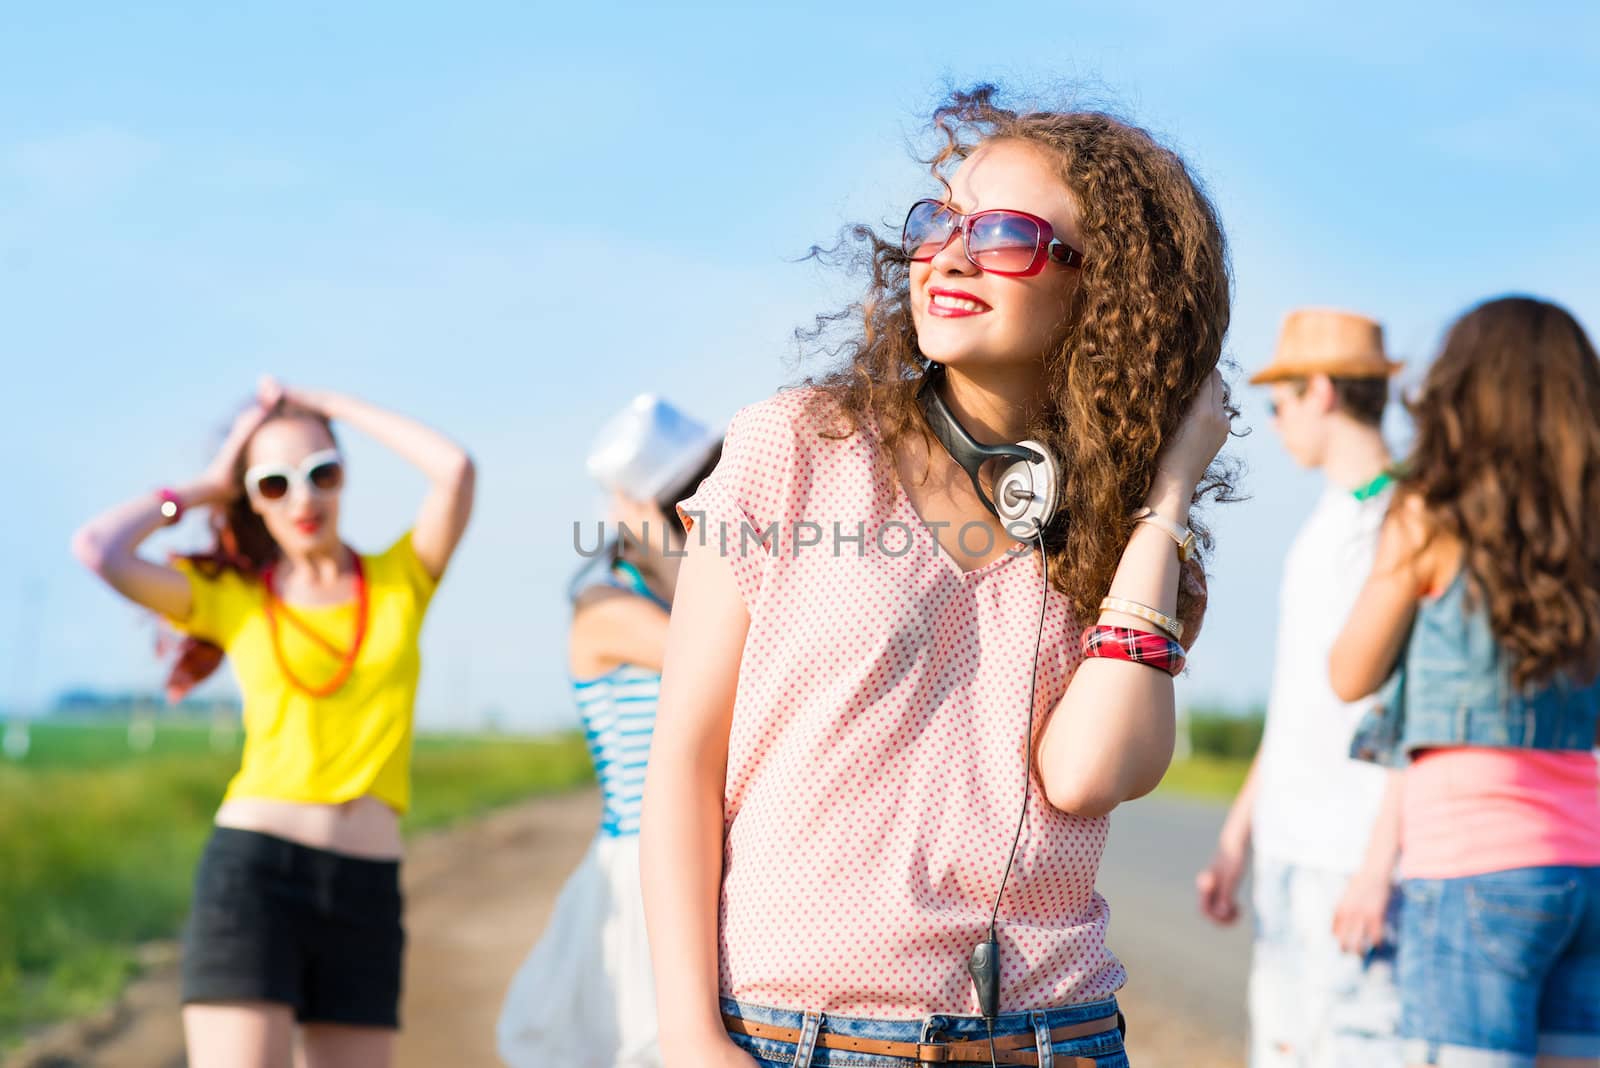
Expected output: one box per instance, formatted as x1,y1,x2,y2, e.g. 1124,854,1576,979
214,794,402,859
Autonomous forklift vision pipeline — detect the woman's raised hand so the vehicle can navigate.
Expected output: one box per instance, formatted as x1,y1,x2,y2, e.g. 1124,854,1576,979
1156,368,1230,492
256,374,286,411
257,373,333,414
199,399,273,501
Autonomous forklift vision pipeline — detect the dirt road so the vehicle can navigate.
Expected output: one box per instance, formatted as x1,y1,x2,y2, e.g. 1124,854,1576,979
10,789,1245,1067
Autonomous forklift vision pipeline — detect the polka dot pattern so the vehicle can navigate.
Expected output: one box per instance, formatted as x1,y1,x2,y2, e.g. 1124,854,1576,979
676,388,1126,1019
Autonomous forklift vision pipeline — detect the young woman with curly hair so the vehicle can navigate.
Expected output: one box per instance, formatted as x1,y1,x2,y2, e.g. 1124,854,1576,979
1332,297,1600,1068
640,85,1234,1068
71,377,474,1068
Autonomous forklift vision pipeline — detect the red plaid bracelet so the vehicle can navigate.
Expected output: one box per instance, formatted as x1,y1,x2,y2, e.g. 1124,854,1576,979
1080,625,1187,676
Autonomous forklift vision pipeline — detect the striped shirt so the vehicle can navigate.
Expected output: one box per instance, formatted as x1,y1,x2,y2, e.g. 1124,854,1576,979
568,550,668,839
573,663,660,837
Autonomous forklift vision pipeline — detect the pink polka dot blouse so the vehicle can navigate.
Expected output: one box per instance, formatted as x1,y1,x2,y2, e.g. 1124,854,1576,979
675,386,1125,1019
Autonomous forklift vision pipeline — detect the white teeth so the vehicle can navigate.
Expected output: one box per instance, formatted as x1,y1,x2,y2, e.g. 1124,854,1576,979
931,293,986,313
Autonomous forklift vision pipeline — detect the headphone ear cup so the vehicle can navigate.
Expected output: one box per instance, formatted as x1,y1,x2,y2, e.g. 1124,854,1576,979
993,440,1059,537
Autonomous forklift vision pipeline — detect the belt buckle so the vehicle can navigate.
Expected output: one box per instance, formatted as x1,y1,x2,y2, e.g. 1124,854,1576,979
916,1030,958,1064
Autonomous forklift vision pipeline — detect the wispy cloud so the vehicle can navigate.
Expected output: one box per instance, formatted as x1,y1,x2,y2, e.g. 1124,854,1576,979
7,125,160,198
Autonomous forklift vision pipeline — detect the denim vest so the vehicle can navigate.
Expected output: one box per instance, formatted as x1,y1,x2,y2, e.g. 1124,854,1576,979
1350,569,1600,767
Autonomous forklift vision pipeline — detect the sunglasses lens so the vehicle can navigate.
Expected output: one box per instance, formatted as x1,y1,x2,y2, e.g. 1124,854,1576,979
902,201,955,261
968,212,1043,274
255,474,290,500
308,460,344,492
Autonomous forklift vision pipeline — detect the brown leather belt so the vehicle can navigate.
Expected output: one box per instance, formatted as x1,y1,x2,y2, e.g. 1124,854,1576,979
722,1011,1119,1066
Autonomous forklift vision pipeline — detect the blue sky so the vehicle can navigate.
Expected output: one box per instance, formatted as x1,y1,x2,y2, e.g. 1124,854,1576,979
4,3,1598,730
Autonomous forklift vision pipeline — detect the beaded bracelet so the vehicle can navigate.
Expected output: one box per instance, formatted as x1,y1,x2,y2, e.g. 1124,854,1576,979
1080,625,1187,677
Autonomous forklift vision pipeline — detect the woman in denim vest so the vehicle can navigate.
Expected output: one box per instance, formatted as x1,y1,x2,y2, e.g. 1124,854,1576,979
1331,296,1600,1068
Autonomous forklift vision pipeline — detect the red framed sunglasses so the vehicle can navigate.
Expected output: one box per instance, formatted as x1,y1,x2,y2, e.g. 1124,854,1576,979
901,199,1087,277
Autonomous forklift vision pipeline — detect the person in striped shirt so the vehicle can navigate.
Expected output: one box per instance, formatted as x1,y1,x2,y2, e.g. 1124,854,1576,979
497,395,723,1068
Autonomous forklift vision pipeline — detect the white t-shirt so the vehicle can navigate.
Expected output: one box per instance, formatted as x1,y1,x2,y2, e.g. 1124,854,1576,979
1252,482,1393,873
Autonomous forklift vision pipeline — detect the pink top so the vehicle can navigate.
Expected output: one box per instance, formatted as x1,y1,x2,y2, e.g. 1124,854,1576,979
677,387,1123,1019
1402,747,1600,880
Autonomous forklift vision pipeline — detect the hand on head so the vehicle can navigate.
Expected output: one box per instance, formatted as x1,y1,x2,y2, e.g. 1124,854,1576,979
199,376,325,503
256,374,286,412
202,399,275,501
1158,369,1232,492
256,375,330,417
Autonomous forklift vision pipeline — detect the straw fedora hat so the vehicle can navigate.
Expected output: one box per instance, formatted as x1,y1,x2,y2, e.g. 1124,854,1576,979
1248,308,1403,385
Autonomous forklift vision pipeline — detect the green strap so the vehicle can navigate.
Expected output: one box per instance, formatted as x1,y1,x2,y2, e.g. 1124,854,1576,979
1351,469,1395,502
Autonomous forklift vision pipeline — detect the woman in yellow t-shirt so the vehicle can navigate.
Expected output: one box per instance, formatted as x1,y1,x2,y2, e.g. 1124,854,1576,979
70,376,474,1068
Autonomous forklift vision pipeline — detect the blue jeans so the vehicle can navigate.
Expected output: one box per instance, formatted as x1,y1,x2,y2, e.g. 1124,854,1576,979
721,995,1128,1067
1400,866,1600,1066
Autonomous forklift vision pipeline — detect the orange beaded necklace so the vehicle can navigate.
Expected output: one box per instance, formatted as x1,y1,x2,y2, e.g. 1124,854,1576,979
261,550,369,698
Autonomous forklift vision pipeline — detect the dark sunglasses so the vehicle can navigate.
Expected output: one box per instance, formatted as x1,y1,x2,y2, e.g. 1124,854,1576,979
245,449,345,502
901,199,1087,277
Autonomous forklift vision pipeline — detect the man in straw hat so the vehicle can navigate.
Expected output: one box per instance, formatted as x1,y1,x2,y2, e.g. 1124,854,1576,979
1196,309,1405,1067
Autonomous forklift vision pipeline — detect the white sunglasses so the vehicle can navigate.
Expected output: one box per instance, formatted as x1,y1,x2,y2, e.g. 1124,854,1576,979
244,449,345,502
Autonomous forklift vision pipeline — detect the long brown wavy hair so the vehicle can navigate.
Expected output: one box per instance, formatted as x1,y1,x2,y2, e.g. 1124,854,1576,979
163,406,338,702
1400,296,1600,689
797,85,1236,627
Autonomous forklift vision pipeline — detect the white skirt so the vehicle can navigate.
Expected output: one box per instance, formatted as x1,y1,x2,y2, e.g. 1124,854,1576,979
496,834,662,1068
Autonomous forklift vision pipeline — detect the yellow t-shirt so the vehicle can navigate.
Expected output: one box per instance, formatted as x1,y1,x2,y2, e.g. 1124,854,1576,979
169,531,437,814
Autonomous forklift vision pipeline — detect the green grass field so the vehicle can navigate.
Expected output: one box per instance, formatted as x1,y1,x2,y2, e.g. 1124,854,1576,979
1156,753,1251,800
0,720,593,1050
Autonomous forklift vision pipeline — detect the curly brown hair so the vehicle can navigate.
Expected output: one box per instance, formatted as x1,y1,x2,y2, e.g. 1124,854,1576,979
164,406,338,702
1401,295,1600,689
797,84,1236,626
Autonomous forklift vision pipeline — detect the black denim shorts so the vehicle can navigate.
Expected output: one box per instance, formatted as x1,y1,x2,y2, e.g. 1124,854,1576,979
180,827,405,1028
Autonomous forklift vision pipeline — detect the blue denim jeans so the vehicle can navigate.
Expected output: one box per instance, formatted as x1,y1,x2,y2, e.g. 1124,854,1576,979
1400,866,1600,1066
721,995,1128,1067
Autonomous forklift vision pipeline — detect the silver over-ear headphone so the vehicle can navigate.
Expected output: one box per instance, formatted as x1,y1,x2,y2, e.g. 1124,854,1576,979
992,448,1058,537
916,364,1059,538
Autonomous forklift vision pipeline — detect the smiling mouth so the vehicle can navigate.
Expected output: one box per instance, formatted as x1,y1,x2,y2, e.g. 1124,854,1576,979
927,289,991,317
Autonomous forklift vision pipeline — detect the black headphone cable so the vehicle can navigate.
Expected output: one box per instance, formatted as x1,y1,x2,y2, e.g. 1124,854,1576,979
971,524,1050,1068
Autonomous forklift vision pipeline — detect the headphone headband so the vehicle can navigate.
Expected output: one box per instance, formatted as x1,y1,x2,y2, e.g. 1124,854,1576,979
916,365,1060,535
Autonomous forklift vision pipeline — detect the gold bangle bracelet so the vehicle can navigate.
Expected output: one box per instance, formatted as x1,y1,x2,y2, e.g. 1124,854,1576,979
1098,595,1184,642
1130,506,1197,562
